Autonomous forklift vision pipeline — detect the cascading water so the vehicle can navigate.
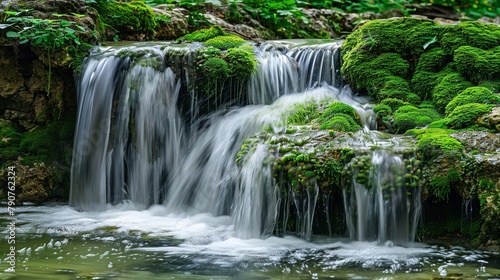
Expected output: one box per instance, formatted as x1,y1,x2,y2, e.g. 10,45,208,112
70,40,422,243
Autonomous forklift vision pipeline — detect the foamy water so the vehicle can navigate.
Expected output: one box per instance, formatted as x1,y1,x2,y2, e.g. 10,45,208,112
2,204,498,280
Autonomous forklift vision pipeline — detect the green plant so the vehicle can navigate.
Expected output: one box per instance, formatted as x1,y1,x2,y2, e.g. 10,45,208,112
242,0,309,38
3,11,87,95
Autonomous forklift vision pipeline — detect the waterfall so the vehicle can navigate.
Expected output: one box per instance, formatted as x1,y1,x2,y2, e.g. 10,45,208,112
70,40,421,243
343,146,422,245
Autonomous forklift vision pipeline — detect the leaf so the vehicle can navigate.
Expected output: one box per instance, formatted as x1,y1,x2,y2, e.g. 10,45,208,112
423,36,437,50
74,38,81,45
6,31,21,38
60,20,72,27
0,23,13,29
277,9,293,16
71,13,86,18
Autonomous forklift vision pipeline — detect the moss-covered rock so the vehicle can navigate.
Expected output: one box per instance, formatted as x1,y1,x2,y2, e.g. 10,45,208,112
432,71,473,113
454,46,500,84
319,114,361,132
439,21,500,55
393,105,441,133
476,106,500,132
286,101,321,125
317,102,361,132
447,103,495,129
180,25,228,42
341,18,438,59
406,128,464,161
478,178,500,245
93,0,157,40
225,46,257,80
445,86,500,115
204,35,246,50
319,102,358,122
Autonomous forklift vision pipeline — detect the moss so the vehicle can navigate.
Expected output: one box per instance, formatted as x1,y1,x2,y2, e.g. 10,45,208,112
373,104,392,116
393,105,442,133
428,118,450,129
407,128,464,160
371,52,409,78
454,46,500,84
225,46,257,80
341,51,410,99
93,0,156,38
439,21,500,55
477,179,500,242
0,120,22,164
432,71,473,113
180,25,227,42
478,80,500,93
445,86,500,115
378,76,420,104
319,114,361,132
411,65,456,101
429,168,462,202
204,35,246,50
415,47,449,72
379,98,410,111
341,18,439,58
447,103,495,129
201,57,229,81
199,57,230,105
286,102,320,125
319,102,357,122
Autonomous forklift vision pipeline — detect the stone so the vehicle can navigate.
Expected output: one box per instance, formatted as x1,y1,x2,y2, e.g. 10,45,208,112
477,106,500,132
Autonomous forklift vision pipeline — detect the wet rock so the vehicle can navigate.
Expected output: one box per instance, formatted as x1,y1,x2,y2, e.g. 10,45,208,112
450,130,500,153
0,49,24,98
152,6,189,40
0,161,53,204
477,106,500,132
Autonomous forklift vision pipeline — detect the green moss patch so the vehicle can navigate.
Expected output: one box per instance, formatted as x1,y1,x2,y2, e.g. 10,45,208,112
439,21,500,55
0,120,22,163
445,86,500,115
393,105,441,133
93,0,156,38
318,102,361,132
286,102,321,125
204,35,246,50
191,34,256,111
319,114,361,132
447,103,495,129
454,46,500,84
406,128,464,160
225,46,257,80
180,26,228,42
432,71,473,113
